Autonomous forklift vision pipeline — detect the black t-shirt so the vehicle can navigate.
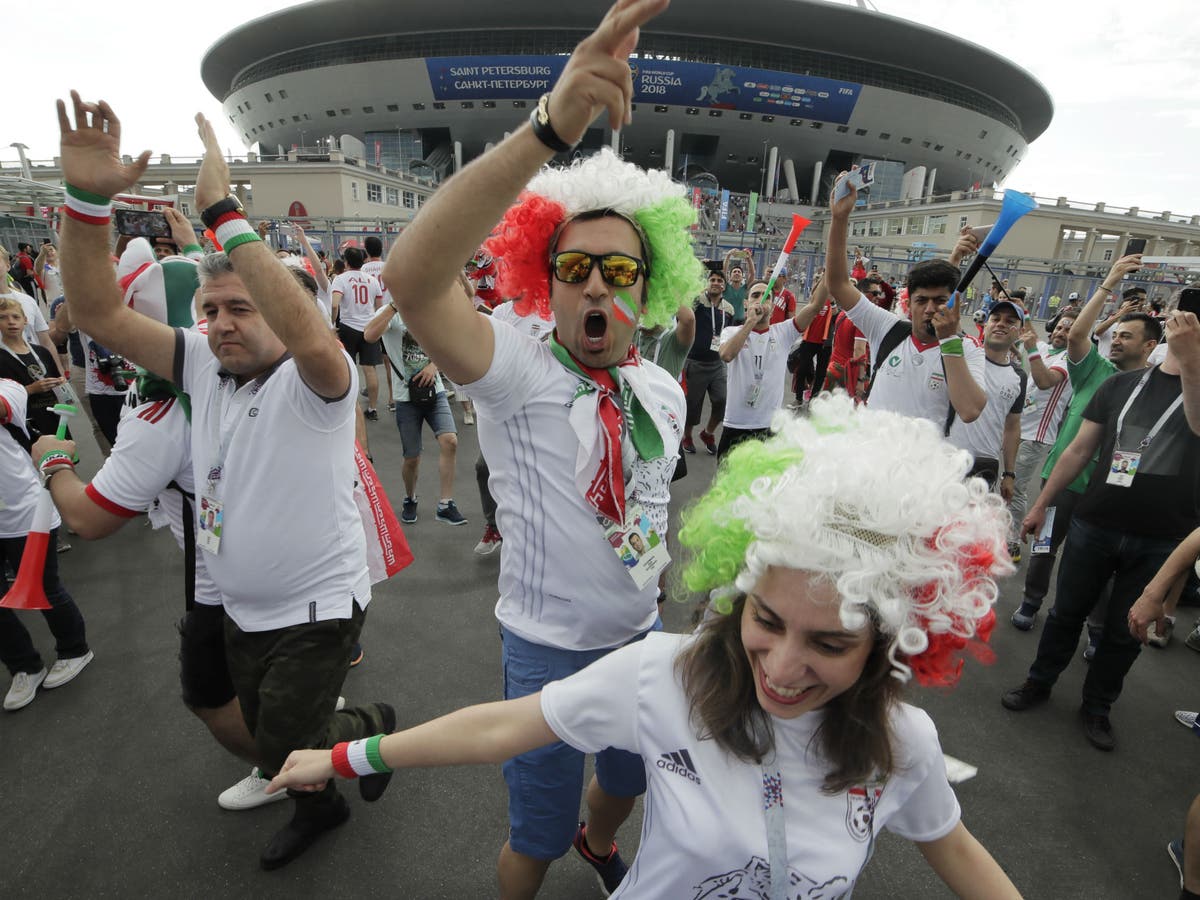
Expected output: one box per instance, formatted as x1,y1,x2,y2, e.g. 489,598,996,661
0,343,63,438
1076,366,1200,540
688,300,733,363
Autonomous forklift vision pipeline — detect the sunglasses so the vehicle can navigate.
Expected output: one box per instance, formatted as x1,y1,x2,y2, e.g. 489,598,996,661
551,251,646,288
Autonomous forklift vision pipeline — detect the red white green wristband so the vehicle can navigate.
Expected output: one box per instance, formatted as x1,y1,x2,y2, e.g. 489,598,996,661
38,450,75,483
211,210,262,254
331,734,391,779
63,183,112,226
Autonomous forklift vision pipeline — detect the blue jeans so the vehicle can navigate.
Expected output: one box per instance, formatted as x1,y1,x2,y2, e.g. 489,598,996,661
1028,518,1177,716
500,620,662,859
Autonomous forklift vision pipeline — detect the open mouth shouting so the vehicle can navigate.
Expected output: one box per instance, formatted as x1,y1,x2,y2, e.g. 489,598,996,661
583,309,609,353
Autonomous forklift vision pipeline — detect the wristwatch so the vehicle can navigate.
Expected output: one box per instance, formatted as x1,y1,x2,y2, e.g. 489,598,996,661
529,93,573,153
200,194,246,229
1001,471,1016,479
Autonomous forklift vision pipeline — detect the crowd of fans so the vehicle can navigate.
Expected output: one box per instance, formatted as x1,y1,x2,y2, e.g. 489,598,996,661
4,2,1200,897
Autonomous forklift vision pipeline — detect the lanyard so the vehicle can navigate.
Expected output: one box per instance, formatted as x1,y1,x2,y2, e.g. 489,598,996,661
204,376,262,496
1115,366,1183,451
761,756,787,900
2,342,41,377
710,304,718,339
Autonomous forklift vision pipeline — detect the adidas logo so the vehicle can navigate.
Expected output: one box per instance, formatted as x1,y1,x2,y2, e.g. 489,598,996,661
656,749,701,784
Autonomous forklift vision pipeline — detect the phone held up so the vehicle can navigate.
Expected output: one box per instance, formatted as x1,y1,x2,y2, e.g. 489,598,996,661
114,208,172,239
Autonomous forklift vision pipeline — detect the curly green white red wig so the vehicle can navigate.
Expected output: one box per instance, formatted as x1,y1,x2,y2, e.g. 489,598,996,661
678,393,1013,687
483,148,706,330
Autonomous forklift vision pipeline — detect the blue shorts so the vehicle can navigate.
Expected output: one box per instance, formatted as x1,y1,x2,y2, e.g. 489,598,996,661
394,393,456,459
500,620,662,860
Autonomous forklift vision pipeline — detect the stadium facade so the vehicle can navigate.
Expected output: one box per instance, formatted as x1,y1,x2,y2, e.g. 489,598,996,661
201,0,1054,200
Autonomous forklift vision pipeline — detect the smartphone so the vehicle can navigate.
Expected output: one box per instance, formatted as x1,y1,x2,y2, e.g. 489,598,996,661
1179,288,1200,318
970,224,993,243
1124,238,1147,257
834,162,876,201
114,208,172,238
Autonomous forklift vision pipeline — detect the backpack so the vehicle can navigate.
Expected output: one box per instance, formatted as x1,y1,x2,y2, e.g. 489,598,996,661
8,255,25,284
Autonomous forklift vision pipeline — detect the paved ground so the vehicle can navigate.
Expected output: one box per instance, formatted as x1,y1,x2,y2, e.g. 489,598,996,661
1,389,1192,898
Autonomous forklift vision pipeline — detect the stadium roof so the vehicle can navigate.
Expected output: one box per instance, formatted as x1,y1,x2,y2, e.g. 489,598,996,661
202,0,1053,141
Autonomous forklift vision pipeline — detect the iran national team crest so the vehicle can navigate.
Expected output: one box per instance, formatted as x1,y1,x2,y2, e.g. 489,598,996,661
845,785,883,842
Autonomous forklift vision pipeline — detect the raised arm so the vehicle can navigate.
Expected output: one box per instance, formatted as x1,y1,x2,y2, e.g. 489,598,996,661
932,302,987,423
823,174,863,313
1067,254,1140,363
673,298,696,350
291,225,329,295
1019,323,1064,390
793,277,829,333
384,0,668,384
267,692,559,794
55,93,175,380
1165,309,1200,435
194,114,350,399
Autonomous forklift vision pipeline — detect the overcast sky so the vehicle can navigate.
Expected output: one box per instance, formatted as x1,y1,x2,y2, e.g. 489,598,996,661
6,0,1196,216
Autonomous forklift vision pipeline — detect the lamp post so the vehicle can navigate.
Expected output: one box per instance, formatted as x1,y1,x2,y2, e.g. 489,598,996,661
10,142,31,181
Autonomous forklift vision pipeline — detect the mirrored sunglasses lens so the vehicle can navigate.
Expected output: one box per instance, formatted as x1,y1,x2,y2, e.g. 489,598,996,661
601,256,640,286
555,253,593,283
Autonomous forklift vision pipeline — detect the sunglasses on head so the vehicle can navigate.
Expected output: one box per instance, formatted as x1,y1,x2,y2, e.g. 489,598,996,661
551,251,646,288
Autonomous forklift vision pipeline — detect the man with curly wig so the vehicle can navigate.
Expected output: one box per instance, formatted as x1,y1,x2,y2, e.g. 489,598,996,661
380,1,706,895
268,394,1022,898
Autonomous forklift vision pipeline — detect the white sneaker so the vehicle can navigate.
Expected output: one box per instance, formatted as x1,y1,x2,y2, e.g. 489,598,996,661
4,668,47,711
463,409,475,425
217,767,289,810
1175,710,1198,730
43,650,94,689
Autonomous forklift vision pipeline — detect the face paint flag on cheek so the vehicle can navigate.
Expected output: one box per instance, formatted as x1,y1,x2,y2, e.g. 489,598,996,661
614,292,636,328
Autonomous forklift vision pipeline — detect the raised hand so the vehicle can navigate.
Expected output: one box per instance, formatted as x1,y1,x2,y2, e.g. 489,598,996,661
194,114,232,211
265,749,336,795
829,170,857,219
163,207,198,250
546,0,669,143
56,91,150,198
931,296,963,340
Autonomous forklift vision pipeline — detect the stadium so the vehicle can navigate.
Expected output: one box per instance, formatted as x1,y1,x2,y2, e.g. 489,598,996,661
201,0,1053,201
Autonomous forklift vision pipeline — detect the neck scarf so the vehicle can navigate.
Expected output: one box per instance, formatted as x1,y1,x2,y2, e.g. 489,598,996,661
549,334,665,523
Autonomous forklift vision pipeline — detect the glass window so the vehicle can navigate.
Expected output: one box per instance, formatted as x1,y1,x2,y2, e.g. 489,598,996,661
367,183,382,203
351,181,359,200
1103,249,1113,261
867,219,883,236
928,215,948,235
887,218,903,236
958,215,968,230
403,191,415,209
851,220,867,237
386,187,399,206
907,215,926,235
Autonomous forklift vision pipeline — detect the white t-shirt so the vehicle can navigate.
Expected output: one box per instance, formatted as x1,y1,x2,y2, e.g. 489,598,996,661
721,319,802,430
360,259,389,305
1019,343,1072,444
461,316,684,651
846,296,985,428
948,357,1026,462
491,300,554,341
331,270,382,331
40,264,63,303
175,328,369,631
0,379,62,537
87,395,220,606
79,329,130,397
542,632,961,898
5,291,49,347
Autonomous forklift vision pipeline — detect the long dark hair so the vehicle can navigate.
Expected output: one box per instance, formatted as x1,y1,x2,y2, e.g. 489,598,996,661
675,593,903,793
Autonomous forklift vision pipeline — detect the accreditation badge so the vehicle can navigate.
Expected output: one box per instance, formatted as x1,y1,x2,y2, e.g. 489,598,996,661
600,502,669,590
1105,450,1141,487
197,495,225,554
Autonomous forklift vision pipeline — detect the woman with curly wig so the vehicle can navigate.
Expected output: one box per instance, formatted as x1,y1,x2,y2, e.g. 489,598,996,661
267,394,1021,898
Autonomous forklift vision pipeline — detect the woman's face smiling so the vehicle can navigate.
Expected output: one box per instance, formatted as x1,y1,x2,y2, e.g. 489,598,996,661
740,567,875,719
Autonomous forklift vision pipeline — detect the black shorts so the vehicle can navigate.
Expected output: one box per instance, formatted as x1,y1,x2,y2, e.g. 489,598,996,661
178,604,237,710
336,322,383,365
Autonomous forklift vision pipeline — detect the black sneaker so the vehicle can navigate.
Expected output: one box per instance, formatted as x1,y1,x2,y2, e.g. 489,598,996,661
1081,708,1115,751
260,790,351,870
573,822,628,896
436,500,467,526
1011,601,1039,631
1001,679,1051,711
364,408,378,421
359,702,396,802
401,497,417,524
